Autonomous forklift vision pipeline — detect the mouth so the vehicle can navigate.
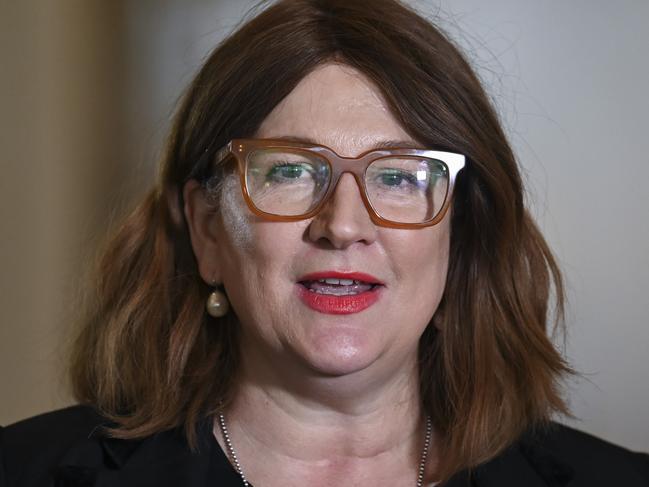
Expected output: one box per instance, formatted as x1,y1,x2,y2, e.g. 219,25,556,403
296,272,384,315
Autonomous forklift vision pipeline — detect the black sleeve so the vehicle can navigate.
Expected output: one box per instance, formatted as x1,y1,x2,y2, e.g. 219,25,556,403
1,406,105,487
632,452,649,485
521,423,649,487
1,426,7,487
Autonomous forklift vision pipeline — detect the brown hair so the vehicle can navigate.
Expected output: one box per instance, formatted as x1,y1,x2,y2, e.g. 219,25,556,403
70,0,571,481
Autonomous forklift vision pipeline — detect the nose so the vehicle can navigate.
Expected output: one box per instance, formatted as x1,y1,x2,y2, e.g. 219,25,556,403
307,173,378,249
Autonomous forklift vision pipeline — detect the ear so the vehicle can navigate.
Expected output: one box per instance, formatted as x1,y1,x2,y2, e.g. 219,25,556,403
183,179,223,285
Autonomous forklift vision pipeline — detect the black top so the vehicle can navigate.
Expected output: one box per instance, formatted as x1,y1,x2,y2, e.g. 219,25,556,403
1,405,648,486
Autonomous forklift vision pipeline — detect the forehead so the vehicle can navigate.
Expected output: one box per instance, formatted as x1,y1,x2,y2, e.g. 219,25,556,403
255,63,417,158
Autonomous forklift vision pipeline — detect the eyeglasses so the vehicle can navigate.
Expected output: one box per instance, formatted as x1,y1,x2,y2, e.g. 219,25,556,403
210,138,465,229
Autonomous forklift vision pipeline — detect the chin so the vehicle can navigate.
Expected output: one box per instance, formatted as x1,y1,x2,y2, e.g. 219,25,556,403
297,325,382,377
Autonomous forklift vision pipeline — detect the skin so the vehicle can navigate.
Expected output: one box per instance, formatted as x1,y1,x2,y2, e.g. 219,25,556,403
184,63,450,486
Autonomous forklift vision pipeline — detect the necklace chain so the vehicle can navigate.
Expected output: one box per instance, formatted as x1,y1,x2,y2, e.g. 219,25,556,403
217,412,433,487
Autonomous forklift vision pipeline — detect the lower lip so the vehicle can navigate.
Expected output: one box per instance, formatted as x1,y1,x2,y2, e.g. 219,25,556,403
296,284,382,315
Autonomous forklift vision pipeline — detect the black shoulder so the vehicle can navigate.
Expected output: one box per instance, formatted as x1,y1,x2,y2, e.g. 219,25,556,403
1,405,107,486
520,422,649,486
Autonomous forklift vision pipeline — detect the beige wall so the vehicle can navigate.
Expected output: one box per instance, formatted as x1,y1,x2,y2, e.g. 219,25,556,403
0,0,250,425
0,1,149,423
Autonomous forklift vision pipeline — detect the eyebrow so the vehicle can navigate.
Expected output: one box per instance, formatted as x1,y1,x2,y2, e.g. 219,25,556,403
270,135,423,151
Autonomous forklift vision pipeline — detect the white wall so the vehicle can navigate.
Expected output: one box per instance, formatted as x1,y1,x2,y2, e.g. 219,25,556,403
425,0,649,450
426,0,649,451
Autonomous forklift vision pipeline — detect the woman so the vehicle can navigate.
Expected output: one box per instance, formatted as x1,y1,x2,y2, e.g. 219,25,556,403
1,0,647,486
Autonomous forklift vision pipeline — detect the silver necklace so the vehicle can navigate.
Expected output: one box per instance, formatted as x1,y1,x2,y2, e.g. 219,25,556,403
217,412,433,487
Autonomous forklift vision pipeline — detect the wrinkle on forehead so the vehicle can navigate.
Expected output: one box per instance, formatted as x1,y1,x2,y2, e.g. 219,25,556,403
305,64,389,112
256,63,415,158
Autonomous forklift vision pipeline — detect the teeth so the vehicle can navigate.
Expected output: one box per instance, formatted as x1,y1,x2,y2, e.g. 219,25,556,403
318,278,362,285
303,277,377,297
308,288,362,295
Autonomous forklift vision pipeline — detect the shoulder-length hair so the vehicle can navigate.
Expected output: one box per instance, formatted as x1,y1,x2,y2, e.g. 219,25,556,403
70,0,571,481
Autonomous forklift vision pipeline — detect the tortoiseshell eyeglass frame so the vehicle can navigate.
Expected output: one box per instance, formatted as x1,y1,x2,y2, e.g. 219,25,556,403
207,138,466,229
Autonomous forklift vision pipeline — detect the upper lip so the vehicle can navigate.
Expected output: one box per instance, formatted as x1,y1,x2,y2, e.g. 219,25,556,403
297,271,384,285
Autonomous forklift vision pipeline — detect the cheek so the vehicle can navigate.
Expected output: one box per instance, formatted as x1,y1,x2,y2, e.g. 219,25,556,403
396,225,448,275
426,228,450,292
219,175,254,250
217,177,306,296
390,222,450,310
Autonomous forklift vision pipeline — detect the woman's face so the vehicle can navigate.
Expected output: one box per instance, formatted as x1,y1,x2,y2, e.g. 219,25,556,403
186,63,450,379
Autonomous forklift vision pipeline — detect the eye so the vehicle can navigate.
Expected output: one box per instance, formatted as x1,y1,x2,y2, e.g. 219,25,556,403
265,162,314,182
375,169,419,188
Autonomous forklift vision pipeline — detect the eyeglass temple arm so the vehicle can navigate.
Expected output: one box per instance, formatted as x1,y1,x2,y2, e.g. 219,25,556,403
214,143,232,165
187,142,233,182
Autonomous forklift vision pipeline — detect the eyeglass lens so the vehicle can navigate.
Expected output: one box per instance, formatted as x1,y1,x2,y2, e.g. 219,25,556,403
245,148,449,224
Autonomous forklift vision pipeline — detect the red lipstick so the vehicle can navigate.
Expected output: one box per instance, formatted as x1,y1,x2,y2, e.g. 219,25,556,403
296,271,384,315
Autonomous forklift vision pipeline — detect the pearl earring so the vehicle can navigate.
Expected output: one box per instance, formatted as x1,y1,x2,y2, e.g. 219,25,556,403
206,284,229,318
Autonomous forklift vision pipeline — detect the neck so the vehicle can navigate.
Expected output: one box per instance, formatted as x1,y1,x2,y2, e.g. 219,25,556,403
214,340,437,485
